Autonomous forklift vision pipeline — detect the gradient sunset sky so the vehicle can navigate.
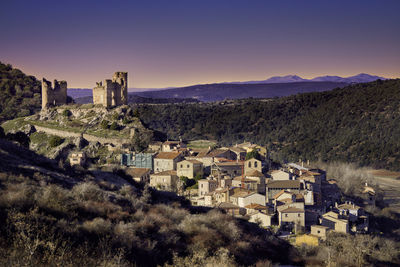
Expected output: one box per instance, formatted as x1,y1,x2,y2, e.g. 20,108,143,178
1,0,399,89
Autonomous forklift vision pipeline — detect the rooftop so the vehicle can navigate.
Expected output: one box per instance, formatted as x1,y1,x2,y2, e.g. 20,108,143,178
126,167,151,177
245,203,268,210
267,180,301,189
155,152,181,159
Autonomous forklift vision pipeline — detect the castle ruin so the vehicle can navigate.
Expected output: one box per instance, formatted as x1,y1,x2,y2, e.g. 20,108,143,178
41,78,67,109
93,72,128,107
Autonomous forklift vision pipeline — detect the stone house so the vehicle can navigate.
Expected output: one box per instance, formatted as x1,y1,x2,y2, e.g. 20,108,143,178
310,225,330,240
211,161,243,178
266,180,304,203
230,191,266,208
217,202,246,217
126,167,151,183
177,159,203,178
335,201,364,222
187,149,237,168
320,211,349,234
249,212,273,228
228,147,247,161
245,158,262,174
246,170,266,194
278,207,305,227
150,170,179,192
162,140,186,152
270,170,293,181
198,179,218,196
232,177,258,191
148,141,162,152
154,152,183,172
69,152,86,166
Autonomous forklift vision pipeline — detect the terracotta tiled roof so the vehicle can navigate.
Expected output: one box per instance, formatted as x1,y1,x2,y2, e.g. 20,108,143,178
155,152,181,159
267,180,300,189
245,203,267,210
272,190,294,199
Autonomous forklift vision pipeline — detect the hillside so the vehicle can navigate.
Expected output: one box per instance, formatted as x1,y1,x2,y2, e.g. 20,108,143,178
1,104,154,165
0,62,42,122
136,81,348,102
136,79,400,170
0,136,301,266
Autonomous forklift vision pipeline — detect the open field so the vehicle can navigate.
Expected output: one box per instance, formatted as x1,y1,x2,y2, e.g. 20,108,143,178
369,169,400,212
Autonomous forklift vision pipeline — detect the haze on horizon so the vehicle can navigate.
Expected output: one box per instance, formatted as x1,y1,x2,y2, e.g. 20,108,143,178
1,0,399,89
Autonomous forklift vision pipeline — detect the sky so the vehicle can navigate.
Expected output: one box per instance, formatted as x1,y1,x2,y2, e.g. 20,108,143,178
1,0,399,89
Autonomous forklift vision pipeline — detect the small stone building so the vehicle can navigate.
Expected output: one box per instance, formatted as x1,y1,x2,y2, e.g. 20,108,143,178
150,170,179,191
69,152,86,166
154,152,183,172
177,159,203,178
126,168,151,183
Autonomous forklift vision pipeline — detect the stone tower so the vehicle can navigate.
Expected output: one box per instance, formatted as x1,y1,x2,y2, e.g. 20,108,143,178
113,72,128,105
93,72,128,107
41,78,67,109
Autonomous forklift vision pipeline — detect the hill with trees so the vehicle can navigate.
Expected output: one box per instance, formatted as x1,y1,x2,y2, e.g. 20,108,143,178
136,79,400,170
0,62,42,122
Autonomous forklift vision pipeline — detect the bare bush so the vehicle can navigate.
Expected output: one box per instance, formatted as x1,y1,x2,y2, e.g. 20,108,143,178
82,217,112,235
72,182,106,202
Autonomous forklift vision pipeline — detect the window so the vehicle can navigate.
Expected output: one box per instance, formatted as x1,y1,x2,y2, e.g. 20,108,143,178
248,162,252,168
298,214,301,217
254,161,258,168
285,214,288,217
187,164,189,168
180,164,183,168
317,230,320,234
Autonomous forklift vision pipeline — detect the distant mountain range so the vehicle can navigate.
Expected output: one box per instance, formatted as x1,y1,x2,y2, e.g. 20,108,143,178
228,73,386,84
68,73,387,103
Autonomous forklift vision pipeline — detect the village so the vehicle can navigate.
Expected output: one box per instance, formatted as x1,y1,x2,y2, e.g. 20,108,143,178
116,139,376,246
30,70,377,247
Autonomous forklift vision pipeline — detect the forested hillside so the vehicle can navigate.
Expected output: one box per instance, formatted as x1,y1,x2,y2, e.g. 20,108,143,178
137,79,400,170
0,62,42,121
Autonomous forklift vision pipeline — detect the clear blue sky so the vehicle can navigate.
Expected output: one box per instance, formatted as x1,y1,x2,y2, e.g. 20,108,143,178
1,0,399,88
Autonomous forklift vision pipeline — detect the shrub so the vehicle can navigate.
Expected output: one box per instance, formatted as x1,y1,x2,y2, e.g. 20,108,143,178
49,136,64,147
62,109,71,117
110,122,119,130
101,120,109,129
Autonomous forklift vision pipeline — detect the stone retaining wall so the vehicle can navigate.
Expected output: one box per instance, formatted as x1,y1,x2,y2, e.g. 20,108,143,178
34,125,129,147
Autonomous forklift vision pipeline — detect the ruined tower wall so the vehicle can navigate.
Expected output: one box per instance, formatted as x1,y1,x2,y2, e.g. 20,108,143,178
42,78,67,109
112,72,128,105
92,72,128,107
